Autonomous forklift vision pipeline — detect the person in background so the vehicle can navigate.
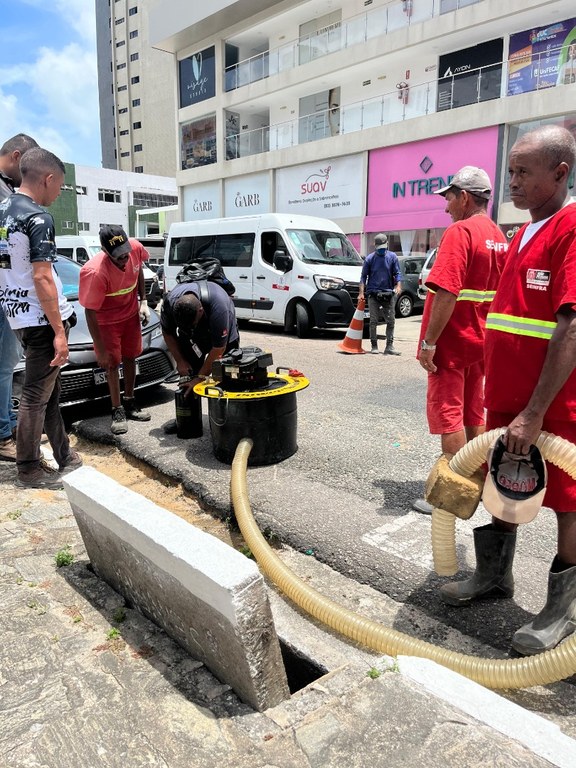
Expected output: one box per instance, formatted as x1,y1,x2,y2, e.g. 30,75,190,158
0,133,39,462
79,225,151,435
0,147,81,489
440,125,576,657
161,280,239,434
359,233,402,355
413,166,507,515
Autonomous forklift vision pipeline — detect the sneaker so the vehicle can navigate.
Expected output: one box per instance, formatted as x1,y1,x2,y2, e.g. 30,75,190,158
0,437,17,462
58,450,83,474
370,346,379,355
16,460,64,490
123,398,151,422
384,346,401,356
111,406,128,435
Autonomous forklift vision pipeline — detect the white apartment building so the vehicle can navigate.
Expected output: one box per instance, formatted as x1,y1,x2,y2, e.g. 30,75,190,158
96,0,177,177
148,0,576,256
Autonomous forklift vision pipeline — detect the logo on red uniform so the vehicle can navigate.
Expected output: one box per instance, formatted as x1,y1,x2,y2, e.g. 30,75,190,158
526,269,550,291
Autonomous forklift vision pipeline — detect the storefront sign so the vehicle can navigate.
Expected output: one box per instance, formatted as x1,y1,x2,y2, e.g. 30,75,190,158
508,18,576,95
276,155,364,218
365,126,500,232
182,181,221,221
179,46,216,108
224,173,270,215
437,39,503,111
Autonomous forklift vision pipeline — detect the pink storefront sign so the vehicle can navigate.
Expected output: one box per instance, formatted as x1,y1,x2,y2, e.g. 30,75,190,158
365,126,500,232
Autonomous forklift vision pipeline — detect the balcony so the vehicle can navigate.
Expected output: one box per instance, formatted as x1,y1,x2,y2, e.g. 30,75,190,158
224,49,574,160
224,0,485,92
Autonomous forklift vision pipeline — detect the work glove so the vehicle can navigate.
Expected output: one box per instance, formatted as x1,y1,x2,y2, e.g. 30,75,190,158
139,299,150,326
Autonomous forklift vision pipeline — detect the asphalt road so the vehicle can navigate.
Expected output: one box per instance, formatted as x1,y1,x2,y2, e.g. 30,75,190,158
73,312,576,732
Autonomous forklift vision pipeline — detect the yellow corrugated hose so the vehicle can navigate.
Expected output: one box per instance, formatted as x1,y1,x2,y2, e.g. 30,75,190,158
231,434,576,689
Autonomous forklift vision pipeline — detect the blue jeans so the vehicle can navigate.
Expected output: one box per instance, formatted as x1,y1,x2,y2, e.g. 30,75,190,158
0,308,21,440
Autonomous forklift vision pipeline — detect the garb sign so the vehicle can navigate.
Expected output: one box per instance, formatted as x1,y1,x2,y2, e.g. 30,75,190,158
179,46,216,107
224,172,270,215
275,155,364,218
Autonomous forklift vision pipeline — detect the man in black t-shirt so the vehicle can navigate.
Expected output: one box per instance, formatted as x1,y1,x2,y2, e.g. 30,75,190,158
161,280,239,433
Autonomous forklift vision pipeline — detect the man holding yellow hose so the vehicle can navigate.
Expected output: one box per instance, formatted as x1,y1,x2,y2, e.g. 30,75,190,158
440,125,576,656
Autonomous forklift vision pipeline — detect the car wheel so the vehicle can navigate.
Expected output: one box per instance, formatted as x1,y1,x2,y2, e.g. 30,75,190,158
295,302,311,338
395,293,414,318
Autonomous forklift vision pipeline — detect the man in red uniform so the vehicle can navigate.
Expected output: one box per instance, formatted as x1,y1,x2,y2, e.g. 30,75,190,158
440,125,576,656
413,167,507,514
79,225,151,435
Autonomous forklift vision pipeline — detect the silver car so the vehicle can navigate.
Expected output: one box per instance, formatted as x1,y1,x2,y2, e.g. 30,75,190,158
417,248,438,301
12,255,175,409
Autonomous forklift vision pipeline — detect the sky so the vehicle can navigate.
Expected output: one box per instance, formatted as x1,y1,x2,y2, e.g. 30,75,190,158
0,0,102,168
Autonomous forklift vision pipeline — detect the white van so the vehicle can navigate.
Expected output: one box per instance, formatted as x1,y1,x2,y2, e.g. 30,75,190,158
55,235,161,308
164,213,363,337
55,236,101,265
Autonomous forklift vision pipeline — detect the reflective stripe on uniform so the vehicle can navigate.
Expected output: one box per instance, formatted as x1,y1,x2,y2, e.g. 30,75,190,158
105,282,137,297
428,287,495,303
486,312,556,339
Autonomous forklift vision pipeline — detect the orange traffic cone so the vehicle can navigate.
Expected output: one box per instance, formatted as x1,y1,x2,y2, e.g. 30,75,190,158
337,297,366,354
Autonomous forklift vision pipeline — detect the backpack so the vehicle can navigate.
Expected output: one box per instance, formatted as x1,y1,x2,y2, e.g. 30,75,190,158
175,257,236,296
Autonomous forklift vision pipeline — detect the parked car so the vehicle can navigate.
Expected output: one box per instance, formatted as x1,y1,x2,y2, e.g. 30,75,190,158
395,253,427,318
12,255,175,410
417,247,438,301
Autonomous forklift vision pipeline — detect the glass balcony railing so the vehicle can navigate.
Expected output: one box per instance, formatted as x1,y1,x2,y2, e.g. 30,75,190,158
224,0,485,92
224,52,574,160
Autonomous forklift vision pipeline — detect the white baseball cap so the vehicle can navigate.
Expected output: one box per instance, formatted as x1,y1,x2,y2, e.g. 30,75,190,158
482,437,547,524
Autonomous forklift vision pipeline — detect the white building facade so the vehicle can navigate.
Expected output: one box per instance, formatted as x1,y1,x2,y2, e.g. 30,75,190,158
149,0,576,255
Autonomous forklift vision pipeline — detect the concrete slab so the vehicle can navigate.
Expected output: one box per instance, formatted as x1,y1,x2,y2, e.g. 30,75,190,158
63,466,289,711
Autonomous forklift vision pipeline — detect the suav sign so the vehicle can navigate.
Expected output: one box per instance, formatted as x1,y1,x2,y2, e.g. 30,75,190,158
276,155,364,218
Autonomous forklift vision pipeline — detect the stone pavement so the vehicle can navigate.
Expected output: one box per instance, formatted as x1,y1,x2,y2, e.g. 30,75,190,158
2,456,576,768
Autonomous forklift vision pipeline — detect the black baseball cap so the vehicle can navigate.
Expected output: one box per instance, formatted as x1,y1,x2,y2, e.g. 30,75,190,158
100,225,132,257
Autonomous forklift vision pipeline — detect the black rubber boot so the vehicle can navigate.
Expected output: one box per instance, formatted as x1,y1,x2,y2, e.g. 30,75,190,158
440,524,516,606
512,557,576,655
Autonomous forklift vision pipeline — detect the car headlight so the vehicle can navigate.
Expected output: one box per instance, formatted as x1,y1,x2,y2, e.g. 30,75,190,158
313,275,345,291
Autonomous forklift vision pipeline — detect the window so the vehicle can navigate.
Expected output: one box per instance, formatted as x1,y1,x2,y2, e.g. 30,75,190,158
132,98,140,107
129,30,138,39
131,75,140,84
98,189,122,203
62,221,75,230
117,62,126,70
179,115,217,169
129,6,138,15
60,184,74,192
118,84,127,91
168,234,254,267
120,151,130,157
116,40,125,47
118,107,128,114
134,144,142,152
133,121,141,129
261,232,289,266
134,166,143,173
130,52,139,62
119,129,129,136
115,17,124,24
132,192,178,207
76,186,87,195
78,222,90,232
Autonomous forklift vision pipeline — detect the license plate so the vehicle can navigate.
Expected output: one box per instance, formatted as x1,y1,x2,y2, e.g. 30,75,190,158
93,362,139,385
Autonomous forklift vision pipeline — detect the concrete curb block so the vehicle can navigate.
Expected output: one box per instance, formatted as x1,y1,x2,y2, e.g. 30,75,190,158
63,465,289,711
400,656,576,768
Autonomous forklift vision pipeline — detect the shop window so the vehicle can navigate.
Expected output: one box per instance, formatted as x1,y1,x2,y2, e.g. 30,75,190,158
179,115,217,170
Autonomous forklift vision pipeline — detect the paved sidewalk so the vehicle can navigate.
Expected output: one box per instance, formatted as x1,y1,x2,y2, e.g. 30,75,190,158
2,456,576,768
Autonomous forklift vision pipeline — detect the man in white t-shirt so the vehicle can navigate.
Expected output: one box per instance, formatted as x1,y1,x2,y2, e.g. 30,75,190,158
0,148,82,489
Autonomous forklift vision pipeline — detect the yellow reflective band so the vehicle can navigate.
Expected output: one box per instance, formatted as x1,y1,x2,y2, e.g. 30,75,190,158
106,282,137,297
457,289,490,302
486,312,557,340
